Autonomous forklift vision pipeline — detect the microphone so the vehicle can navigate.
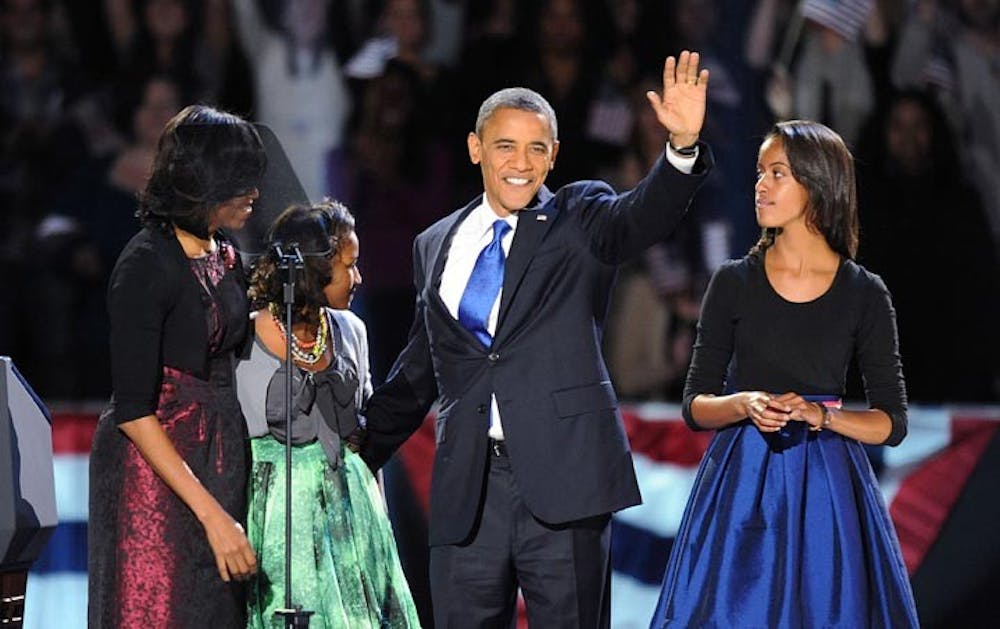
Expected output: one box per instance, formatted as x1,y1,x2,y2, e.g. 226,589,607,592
270,241,305,269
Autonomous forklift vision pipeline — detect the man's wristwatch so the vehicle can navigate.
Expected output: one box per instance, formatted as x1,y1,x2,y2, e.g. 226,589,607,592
668,140,698,158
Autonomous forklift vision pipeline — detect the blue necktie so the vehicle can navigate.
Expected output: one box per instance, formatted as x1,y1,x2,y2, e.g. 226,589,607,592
458,219,511,348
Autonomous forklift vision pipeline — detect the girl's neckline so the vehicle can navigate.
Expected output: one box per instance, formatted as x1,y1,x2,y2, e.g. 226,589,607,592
254,308,341,372
760,252,845,305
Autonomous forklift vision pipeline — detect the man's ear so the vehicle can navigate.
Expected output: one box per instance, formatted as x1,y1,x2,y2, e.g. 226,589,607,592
549,140,560,171
467,132,482,164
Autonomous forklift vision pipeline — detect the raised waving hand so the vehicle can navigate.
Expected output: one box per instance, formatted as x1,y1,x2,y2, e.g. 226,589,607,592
645,50,710,149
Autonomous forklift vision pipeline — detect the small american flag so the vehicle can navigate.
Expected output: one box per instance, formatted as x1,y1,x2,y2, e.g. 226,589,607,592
800,0,874,40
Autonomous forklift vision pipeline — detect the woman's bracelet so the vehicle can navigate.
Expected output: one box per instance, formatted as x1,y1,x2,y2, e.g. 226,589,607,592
813,402,832,430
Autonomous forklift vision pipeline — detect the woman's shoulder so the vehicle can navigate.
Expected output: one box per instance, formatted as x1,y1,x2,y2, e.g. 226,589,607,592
839,258,891,294
698,256,759,307
712,254,759,284
113,227,177,275
831,259,897,323
107,228,183,305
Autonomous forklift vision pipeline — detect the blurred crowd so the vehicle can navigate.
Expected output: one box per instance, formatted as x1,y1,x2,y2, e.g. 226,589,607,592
0,0,996,404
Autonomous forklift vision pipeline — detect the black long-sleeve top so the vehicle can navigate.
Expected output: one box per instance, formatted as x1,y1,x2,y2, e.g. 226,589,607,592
682,253,908,446
104,227,250,424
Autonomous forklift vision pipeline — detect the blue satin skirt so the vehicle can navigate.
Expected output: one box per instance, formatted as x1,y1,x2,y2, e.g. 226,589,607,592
650,421,919,628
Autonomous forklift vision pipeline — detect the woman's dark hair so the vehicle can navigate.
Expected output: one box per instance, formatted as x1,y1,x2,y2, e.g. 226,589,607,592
751,120,859,260
138,104,266,238
248,199,356,327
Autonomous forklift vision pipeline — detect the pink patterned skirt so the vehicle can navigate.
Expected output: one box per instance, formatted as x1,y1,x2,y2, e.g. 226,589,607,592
89,359,248,628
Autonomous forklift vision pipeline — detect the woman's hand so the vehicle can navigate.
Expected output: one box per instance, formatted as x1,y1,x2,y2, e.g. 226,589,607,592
741,391,791,433
118,416,257,582
200,506,257,582
772,392,827,431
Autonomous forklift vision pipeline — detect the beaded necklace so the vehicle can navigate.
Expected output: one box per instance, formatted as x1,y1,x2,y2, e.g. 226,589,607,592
269,303,329,365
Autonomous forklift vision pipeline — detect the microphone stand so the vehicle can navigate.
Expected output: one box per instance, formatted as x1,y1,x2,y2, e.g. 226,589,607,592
272,244,314,628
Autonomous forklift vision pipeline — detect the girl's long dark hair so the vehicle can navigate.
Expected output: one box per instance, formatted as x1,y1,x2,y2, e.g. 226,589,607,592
750,120,858,260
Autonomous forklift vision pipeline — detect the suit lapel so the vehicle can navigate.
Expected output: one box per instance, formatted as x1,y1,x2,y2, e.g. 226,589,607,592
429,196,479,286
425,198,482,345
497,186,556,329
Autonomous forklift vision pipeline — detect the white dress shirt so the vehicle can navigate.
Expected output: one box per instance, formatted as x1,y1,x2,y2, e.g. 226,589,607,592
439,198,517,439
438,147,697,440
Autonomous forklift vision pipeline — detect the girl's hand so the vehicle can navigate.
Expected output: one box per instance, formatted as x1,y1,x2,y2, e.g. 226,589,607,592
741,391,791,433
774,392,828,431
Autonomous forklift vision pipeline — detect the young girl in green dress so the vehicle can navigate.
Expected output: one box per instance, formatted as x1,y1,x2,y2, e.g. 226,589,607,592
236,200,420,628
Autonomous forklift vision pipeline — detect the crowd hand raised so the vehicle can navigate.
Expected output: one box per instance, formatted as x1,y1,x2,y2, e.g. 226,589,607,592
742,391,791,433
645,50,710,149
201,505,257,582
765,65,794,120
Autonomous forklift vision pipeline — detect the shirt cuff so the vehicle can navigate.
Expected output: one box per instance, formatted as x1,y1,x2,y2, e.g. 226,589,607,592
664,142,698,174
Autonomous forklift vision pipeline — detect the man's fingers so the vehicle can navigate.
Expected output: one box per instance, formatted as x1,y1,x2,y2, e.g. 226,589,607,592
665,51,710,88
677,50,690,83
646,91,673,129
687,51,700,83
663,55,677,88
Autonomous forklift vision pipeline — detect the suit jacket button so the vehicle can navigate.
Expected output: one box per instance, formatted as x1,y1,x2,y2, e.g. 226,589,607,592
487,352,500,363
477,404,487,414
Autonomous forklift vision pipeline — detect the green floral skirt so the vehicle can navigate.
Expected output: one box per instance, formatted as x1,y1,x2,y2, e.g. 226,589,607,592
246,436,421,629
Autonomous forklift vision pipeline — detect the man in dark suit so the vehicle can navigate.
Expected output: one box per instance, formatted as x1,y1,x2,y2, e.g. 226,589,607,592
362,51,712,628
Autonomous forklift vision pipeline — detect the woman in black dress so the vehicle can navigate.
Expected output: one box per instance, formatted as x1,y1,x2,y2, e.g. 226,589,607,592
88,105,266,628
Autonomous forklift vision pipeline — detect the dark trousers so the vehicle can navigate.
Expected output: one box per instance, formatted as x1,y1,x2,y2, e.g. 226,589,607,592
429,445,612,628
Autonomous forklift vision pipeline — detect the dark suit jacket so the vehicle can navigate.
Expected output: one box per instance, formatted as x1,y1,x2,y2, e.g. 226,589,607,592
363,148,714,546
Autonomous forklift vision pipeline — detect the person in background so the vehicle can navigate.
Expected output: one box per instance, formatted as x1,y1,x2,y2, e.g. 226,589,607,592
650,120,918,628
231,0,352,202
88,104,265,628
328,58,452,384
856,89,998,402
891,0,1000,250
103,0,230,102
237,200,420,628
31,73,183,399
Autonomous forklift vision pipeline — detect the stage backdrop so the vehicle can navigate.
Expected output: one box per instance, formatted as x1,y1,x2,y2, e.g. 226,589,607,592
26,404,1000,628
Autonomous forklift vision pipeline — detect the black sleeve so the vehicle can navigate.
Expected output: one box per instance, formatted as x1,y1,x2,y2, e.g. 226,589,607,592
360,240,439,471
106,240,173,424
857,273,908,446
570,144,714,265
681,261,740,430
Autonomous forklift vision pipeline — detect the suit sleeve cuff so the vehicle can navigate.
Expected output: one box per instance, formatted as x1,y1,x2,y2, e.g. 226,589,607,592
664,142,699,174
